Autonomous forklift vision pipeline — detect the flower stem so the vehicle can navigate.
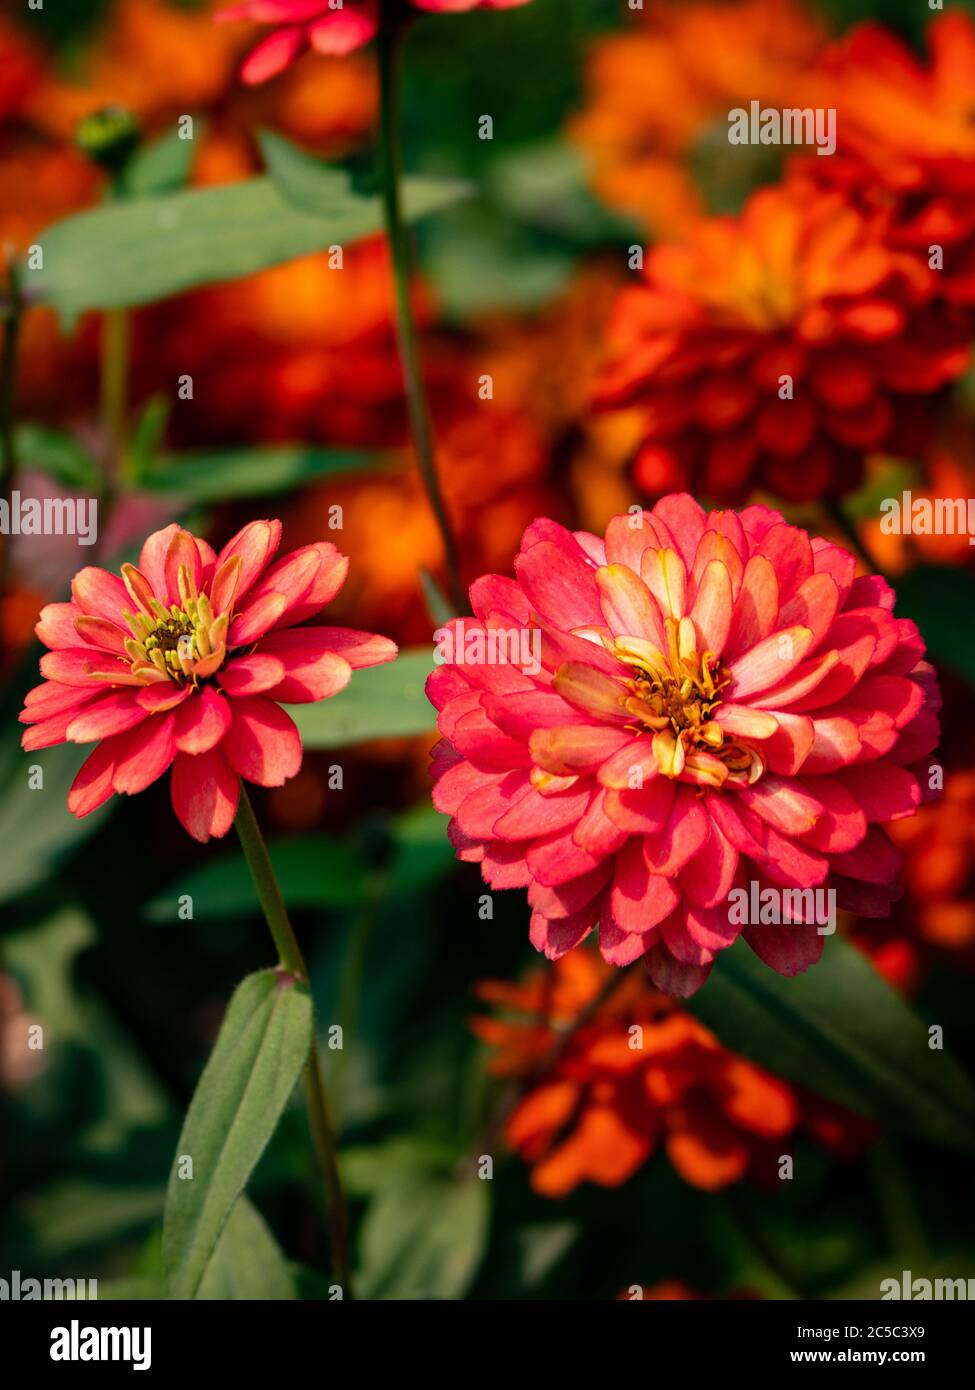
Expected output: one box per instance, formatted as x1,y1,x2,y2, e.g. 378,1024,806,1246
376,11,466,617
234,786,353,1295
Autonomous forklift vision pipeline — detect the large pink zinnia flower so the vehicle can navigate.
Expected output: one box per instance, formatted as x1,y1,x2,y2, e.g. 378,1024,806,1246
20,522,397,842
218,0,533,85
427,495,941,996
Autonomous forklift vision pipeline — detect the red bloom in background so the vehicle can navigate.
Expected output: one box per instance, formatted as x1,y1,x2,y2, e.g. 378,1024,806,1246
219,0,533,84
473,952,874,1196
596,184,970,502
799,13,975,310
429,494,939,995
19,522,397,841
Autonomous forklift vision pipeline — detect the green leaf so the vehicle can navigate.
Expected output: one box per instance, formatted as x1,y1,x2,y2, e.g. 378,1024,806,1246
140,444,374,504
350,1141,489,1299
0,743,113,904
13,424,101,489
161,969,312,1300
144,806,455,923
891,565,975,685
197,1197,296,1301
290,647,435,747
146,836,369,922
686,935,975,1152
259,128,469,221
31,163,469,324
118,121,204,199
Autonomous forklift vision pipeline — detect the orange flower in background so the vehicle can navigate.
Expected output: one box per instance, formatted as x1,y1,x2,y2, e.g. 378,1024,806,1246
853,763,975,990
570,0,825,239
473,952,873,1197
798,12,975,310
596,183,971,503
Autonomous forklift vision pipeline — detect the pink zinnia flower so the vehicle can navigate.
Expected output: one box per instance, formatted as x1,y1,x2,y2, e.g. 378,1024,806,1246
218,0,534,85
20,522,397,842
428,495,940,996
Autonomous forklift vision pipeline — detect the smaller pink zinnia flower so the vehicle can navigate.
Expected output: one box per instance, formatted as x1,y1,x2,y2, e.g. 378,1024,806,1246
20,521,397,842
217,0,533,85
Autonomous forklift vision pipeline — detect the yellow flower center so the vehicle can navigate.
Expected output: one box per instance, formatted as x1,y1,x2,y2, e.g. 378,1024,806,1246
120,563,230,688
613,617,762,785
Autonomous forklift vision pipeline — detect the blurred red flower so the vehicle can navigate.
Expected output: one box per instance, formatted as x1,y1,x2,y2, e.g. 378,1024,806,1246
596,184,970,502
19,522,396,841
429,494,940,995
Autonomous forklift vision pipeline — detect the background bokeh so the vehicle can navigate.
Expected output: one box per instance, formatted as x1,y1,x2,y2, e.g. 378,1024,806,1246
1,0,974,1300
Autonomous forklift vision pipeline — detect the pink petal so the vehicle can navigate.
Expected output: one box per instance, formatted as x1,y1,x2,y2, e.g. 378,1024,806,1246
67,738,122,818
529,907,596,960
217,654,288,697
170,748,239,842
596,564,664,642
36,603,87,650
175,687,233,755
526,827,603,887
610,837,680,934
113,712,178,794
65,689,149,743
727,625,815,699
644,940,712,997
455,770,530,838
688,559,732,653
529,722,631,774
724,555,778,657
644,786,709,873
308,1,378,55
514,539,603,630
70,567,129,622
227,592,289,646
215,520,282,605
743,921,824,976
221,696,302,787
242,25,307,84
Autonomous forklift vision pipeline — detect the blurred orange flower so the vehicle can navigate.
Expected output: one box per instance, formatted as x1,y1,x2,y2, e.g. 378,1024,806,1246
798,12,975,310
473,951,873,1198
571,0,825,239
596,183,970,502
853,763,975,990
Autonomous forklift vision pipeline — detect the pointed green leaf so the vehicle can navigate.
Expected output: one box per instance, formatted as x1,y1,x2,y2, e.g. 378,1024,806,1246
162,969,312,1299
30,166,468,324
687,935,975,1152
197,1197,296,1301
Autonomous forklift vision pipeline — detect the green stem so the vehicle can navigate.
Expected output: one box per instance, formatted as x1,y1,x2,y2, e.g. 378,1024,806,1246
377,11,466,617
100,308,130,478
234,787,353,1295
